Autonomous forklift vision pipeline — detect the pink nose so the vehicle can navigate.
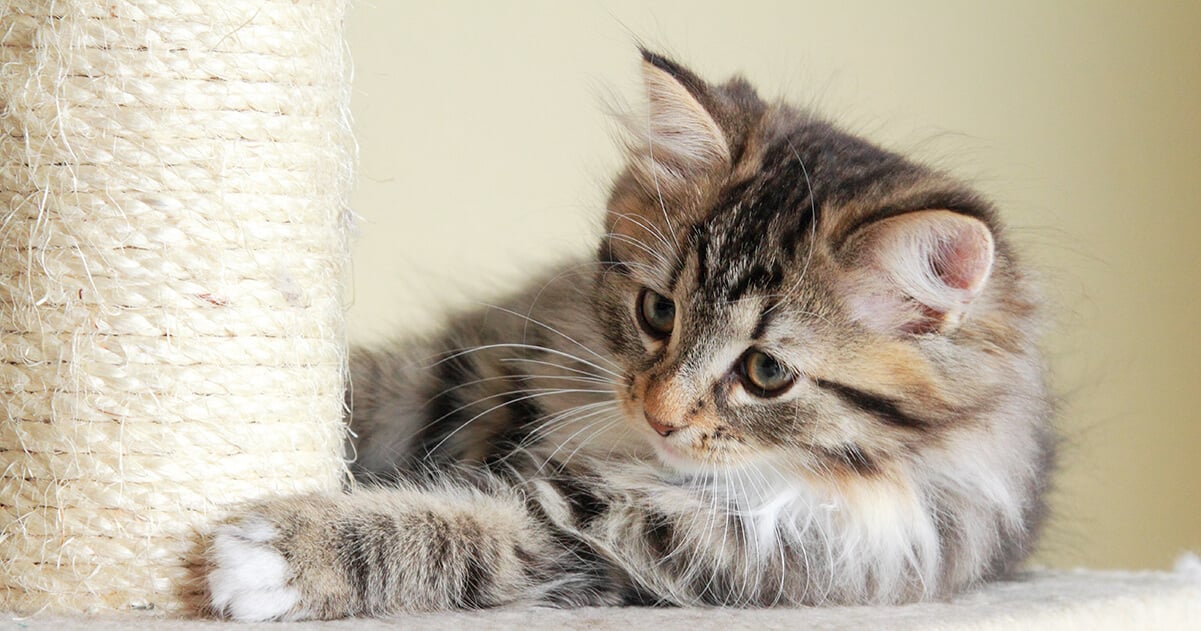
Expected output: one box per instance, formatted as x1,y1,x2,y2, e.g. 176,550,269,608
646,415,679,437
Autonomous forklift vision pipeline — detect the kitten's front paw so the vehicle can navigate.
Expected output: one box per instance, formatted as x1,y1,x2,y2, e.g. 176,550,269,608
207,515,308,621
205,494,356,621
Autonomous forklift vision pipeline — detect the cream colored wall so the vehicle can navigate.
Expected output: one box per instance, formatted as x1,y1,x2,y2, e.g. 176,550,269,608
345,1,1201,570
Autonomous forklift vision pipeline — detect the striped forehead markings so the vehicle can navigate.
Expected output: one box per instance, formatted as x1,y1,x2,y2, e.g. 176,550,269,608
686,139,818,304
751,300,778,340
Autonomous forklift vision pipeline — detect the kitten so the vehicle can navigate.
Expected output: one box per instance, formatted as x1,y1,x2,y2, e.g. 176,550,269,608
205,50,1056,621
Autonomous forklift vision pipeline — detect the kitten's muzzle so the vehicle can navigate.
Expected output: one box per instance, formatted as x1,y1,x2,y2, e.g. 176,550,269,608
645,413,680,437
637,373,689,437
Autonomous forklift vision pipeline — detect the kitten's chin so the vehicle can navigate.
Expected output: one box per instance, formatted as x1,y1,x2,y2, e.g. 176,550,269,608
650,438,706,473
647,434,745,475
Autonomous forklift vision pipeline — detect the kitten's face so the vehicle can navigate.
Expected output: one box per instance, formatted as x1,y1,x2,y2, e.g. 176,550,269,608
594,52,1024,481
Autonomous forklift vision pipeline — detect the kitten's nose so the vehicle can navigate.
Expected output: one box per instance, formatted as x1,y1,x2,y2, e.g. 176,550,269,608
642,377,685,436
645,414,679,437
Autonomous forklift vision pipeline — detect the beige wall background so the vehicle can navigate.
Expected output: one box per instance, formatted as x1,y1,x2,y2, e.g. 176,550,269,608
344,1,1201,570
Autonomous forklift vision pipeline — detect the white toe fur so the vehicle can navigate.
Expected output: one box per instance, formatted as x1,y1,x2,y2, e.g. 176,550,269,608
207,517,307,621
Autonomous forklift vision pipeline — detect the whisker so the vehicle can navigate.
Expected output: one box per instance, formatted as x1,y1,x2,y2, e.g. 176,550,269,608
600,425,634,461
731,468,757,603
422,373,614,406
518,401,618,450
420,388,611,456
500,357,618,384
604,232,674,269
554,414,622,470
537,413,620,473
481,303,624,371
610,210,673,251
767,137,820,315
643,105,677,239
428,342,624,380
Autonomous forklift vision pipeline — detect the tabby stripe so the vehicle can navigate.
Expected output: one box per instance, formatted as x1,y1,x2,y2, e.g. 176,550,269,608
823,443,879,475
751,299,778,340
596,237,633,276
776,199,815,259
524,493,614,605
414,350,479,460
691,565,739,606
693,225,710,287
519,477,622,605
335,522,370,604
484,383,544,466
460,546,492,608
620,584,664,606
543,474,609,529
643,510,677,558
835,194,991,251
335,514,398,611
545,533,613,606
813,378,929,430
727,262,785,302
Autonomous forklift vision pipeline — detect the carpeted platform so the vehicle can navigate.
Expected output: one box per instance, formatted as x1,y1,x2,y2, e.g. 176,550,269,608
5,560,1200,631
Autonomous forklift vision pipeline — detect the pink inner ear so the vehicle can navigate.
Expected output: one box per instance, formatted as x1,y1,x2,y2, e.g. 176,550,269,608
933,223,994,293
844,210,995,334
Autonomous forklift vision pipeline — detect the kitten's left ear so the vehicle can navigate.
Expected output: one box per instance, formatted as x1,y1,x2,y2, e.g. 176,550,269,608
633,49,731,181
842,210,995,335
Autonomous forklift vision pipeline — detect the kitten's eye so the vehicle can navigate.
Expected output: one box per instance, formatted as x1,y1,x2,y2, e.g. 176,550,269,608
740,350,794,396
637,288,675,338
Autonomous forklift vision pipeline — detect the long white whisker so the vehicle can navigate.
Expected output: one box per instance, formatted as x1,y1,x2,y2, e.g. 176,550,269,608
427,385,610,420
555,415,621,469
601,425,634,461
481,303,624,371
518,401,618,449
683,461,723,585
605,232,673,268
643,102,677,238
486,401,618,468
731,467,757,604
428,342,624,379
500,357,618,384
537,414,620,473
611,210,673,250
767,137,821,315
422,373,614,405
421,388,611,456
743,463,786,605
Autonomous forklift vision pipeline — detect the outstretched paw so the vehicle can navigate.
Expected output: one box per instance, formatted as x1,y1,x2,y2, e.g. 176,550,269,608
205,493,356,621
206,514,308,621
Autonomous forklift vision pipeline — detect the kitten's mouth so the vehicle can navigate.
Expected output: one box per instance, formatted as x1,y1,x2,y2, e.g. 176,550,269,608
652,433,686,458
644,424,738,472
621,398,733,470
632,412,696,466
650,433,704,470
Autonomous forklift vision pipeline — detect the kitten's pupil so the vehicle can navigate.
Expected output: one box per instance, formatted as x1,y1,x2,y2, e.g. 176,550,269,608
741,350,793,396
637,288,675,338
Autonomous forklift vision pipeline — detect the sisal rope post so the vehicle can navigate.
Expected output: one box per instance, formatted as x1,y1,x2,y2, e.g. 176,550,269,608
0,0,353,614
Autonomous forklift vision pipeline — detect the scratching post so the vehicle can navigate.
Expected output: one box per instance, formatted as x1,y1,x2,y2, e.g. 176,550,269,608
0,0,352,614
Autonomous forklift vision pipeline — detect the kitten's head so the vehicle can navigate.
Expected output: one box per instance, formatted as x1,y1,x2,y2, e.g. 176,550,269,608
593,51,1050,490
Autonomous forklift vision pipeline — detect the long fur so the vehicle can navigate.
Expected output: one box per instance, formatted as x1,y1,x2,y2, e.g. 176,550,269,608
205,50,1056,621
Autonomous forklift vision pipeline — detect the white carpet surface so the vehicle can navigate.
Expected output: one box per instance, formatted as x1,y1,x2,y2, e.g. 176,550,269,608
4,563,1200,631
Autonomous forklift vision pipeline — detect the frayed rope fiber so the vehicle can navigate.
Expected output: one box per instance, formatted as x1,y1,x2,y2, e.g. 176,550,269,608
0,0,353,614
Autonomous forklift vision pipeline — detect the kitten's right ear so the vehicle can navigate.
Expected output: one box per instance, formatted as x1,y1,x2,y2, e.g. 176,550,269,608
841,210,995,335
631,49,731,183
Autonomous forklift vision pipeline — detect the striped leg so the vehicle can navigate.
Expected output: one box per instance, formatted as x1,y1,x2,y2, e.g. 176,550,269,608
205,482,606,621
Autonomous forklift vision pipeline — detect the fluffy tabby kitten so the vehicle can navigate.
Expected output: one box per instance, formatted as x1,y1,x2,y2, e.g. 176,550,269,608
206,50,1056,621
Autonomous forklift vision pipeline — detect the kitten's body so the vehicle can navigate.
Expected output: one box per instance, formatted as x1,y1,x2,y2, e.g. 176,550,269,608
206,52,1055,621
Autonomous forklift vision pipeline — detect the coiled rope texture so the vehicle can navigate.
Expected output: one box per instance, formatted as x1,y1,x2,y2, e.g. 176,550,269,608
0,0,352,613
